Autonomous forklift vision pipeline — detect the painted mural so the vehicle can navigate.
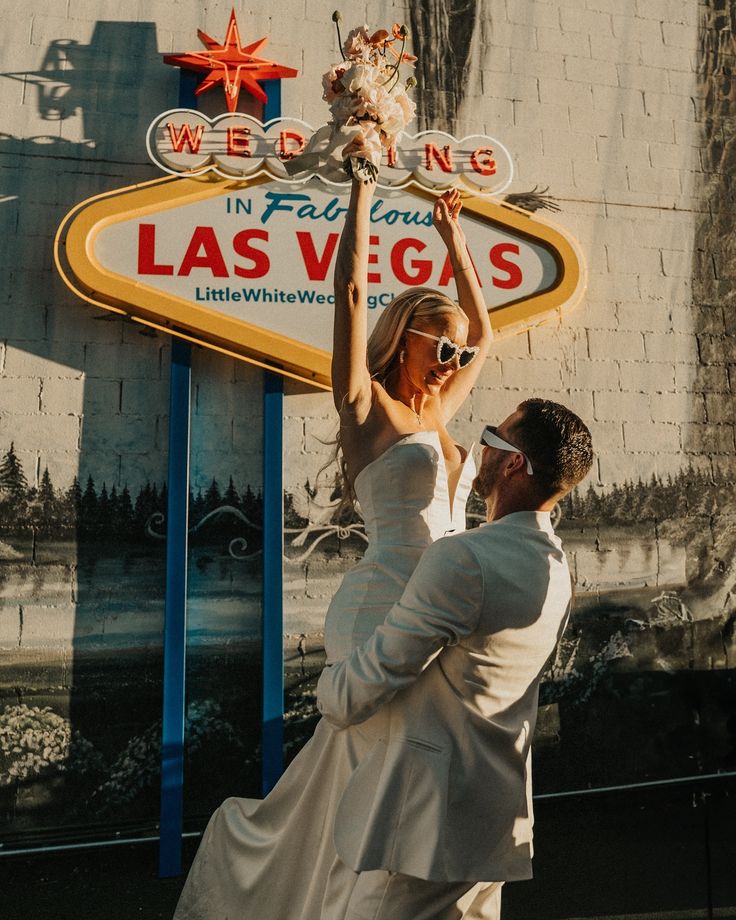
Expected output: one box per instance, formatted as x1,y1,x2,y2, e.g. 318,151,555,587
0,437,265,842
2,429,735,841
279,461,736,791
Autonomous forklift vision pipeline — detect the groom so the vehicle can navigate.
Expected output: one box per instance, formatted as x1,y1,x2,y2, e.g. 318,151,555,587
316,398,594,920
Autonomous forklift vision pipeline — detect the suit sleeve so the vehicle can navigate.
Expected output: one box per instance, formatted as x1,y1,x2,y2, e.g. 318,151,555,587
316,535,484,728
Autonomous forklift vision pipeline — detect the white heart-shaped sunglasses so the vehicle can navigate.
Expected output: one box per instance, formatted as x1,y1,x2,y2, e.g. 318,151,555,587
406,328,480,369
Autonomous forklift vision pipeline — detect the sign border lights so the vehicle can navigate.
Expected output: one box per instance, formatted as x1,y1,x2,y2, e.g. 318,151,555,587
55,175,585,391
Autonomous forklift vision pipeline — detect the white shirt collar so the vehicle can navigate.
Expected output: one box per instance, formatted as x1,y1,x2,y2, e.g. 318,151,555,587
481,510,555,534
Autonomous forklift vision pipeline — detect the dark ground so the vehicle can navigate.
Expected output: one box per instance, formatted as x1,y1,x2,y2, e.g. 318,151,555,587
2,777,734,920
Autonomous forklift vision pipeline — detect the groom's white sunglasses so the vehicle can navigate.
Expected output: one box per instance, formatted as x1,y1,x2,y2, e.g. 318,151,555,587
480,425,534,475
406,328,480,369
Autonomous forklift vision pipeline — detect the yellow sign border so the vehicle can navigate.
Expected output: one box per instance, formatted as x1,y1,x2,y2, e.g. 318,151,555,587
55,175,585,391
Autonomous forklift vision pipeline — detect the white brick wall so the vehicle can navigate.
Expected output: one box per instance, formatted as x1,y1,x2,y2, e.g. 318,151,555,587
0,0,734,641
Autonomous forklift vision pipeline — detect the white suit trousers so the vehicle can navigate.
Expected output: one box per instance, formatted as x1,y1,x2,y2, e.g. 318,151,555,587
321,857,503,920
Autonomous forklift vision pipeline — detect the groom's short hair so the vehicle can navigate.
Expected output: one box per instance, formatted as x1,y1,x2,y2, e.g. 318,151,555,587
509,399,593,497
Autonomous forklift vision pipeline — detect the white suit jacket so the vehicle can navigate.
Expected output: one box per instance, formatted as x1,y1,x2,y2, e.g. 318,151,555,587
316,511,571,883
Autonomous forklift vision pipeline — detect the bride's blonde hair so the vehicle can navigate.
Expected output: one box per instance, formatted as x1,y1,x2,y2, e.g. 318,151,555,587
328,288,469,518
367,287,469,383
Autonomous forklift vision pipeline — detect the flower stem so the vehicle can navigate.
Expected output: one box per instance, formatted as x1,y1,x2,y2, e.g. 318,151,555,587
332,11,347,61
380,28,408,91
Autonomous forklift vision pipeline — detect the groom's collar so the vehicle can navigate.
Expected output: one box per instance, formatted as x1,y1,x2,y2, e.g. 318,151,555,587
481,510,555,534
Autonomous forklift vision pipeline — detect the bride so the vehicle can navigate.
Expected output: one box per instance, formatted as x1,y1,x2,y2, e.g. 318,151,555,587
174,137,493,920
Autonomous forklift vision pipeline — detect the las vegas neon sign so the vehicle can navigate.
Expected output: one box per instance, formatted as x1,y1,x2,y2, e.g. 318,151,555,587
56,18,583,391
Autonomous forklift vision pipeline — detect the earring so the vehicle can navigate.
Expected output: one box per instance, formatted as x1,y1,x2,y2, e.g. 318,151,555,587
400,349,406,364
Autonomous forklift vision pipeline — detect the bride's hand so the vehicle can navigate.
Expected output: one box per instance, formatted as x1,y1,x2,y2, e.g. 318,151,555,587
341,129,381,185
341,130,369,161
432,189,466,248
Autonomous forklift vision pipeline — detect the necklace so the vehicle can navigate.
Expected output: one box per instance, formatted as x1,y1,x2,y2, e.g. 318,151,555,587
405,400,423,427
390,386,424,427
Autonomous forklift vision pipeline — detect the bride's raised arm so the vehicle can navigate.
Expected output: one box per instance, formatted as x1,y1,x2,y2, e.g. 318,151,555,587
331,160,376,424
432,190,494,421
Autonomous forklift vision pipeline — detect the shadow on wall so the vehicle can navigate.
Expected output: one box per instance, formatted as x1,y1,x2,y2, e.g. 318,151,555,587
0,21,263,846
408,0,481,135
692,0,736,468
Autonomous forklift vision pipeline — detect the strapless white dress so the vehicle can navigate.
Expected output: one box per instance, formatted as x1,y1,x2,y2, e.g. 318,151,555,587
174,432,475,920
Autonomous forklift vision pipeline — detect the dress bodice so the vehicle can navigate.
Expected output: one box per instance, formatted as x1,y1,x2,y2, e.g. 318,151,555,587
354,431,474,549
324,432,475,662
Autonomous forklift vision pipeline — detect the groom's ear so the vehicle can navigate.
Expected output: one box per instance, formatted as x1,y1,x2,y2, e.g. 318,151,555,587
504,453,526,477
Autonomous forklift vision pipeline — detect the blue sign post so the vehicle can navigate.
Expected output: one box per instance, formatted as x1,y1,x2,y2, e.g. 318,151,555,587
158,337,192,878
158,69,198,880
260,78,286,796
158,73,286,877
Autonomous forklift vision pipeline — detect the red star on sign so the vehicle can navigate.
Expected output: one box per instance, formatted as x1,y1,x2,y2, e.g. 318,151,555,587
164,9,298,111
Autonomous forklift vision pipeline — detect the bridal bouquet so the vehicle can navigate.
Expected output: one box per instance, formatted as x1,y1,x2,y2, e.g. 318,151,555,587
322,12,417,182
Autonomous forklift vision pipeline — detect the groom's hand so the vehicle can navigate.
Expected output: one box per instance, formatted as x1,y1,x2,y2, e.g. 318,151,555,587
316,536,484,727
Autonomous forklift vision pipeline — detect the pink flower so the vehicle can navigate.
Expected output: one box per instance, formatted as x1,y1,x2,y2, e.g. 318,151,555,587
352,82,390,123
376,95,405,140
322,63,347,103
329,93,358,124
342,25,371,60
342,62,379,94
392,88,417,127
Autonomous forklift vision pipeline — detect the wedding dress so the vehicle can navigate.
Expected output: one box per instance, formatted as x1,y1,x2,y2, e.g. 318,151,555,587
174,431,475,920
